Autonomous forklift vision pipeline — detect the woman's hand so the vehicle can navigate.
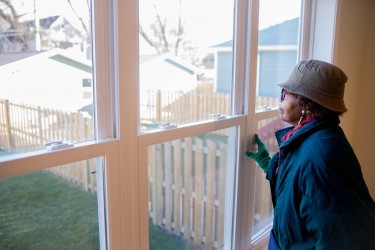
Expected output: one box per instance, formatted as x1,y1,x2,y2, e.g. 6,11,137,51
245,134,271,173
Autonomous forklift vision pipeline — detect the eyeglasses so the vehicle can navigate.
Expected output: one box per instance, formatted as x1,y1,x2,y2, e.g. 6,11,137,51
280,89,286,101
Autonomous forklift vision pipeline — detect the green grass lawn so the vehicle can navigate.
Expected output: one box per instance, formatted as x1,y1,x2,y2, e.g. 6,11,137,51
0,171,99,250
0,170,188,250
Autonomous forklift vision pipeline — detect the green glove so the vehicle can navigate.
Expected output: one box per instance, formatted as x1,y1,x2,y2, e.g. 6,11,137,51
245,134,271,173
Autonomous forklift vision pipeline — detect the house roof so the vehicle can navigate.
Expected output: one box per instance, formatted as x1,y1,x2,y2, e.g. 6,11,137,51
0,51,42,66
140,53,203,76
40,16,60,29
0,48,93,112
258,17,299,46
0,48,91,72
212,17,299,48
23,15,60,29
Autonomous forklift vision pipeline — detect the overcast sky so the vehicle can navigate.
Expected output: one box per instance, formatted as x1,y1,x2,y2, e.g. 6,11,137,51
19,0,300,50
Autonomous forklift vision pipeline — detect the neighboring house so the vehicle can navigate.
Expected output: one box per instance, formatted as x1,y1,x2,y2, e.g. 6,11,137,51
0,15,85,54
139,53,203,121
35,15,85,51
0,50,201,115
140,53,202,92
211,17,299,97
0,49,92,112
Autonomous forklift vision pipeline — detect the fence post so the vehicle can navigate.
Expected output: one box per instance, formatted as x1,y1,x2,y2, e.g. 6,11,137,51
37,106,44,145
204,140,215,248
4,100,13,150
193,138,203,244
217,142,226,247
183,137,192,240
172,140,181,234
156,89,162,122
164,141,173,231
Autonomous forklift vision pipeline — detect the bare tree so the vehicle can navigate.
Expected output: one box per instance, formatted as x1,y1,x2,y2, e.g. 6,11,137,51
139,0,185,56
66,0,90,39
0,0,29,51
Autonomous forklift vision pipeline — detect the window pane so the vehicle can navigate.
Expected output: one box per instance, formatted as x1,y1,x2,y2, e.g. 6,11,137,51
0,0,94,155
139,0,235,131
256,0,301,111
0,157,102,249
252,117,289,238
147,128,238,249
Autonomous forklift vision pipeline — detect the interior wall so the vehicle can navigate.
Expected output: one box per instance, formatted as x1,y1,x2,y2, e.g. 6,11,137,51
335,0,375,198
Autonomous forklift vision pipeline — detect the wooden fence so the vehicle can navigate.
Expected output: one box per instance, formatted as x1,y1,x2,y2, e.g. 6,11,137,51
140,89,279,125
140,89,231,124
148,138,228,249
0,99,97,192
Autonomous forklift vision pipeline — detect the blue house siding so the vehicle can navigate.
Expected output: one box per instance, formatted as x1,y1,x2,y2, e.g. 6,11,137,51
213,17,299,95
216,51,233,93
258,51,297,97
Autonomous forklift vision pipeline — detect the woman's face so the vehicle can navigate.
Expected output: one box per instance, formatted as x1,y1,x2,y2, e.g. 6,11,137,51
279,89,303,126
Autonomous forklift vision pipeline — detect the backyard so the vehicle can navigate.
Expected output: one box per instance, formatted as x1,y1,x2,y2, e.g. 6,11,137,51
0,169,188,250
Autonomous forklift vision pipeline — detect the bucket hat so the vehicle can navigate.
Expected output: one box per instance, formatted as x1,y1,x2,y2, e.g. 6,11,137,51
279,59,348,112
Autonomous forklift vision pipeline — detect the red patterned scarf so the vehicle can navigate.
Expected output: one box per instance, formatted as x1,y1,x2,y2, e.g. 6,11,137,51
281,117,315,142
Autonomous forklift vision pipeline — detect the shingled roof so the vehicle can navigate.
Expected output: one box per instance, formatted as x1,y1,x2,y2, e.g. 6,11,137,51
213,17,299,48
22,15,60,29
258,17,299,46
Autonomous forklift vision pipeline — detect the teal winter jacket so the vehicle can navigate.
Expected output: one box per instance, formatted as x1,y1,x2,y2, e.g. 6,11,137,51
267,116,375,250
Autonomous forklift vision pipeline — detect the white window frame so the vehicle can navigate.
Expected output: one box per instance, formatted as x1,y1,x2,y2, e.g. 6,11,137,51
0,0,341,249
0,0,124,249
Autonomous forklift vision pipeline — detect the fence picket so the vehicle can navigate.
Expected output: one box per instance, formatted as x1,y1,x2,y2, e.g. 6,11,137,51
172,140,181,234
217,142,226,247
155,144,164,226
183,137,192,239
193,138,203,244
164,141,173,230
204,140,216,248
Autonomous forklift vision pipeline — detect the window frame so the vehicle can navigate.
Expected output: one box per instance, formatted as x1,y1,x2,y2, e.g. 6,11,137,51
0,0,124,249
0,0,341,249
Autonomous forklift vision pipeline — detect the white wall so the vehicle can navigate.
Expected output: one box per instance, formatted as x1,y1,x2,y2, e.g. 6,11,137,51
335,0,375,198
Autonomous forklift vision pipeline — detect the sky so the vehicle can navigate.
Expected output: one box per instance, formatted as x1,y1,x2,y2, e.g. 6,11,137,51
139,0,301,49
12,0,300,51
17,0,89,29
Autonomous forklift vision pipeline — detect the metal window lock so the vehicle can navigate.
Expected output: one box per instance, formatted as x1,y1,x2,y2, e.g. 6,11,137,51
160,123,178,130
45,141,74,151
212,114,226,120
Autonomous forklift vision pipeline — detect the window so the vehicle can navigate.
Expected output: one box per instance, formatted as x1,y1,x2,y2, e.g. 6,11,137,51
1,0,339,249
146,128,238,249
138,0,243,248
83,79,92,87
0,0,95,155
139,0,235,130
0,158,102,249
251,0,301,241
0,0,120,249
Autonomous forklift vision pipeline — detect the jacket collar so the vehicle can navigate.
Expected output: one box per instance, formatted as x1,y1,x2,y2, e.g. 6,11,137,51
275,115,341,148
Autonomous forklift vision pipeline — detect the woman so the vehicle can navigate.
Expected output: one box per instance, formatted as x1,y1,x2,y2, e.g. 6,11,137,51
246,59,375,250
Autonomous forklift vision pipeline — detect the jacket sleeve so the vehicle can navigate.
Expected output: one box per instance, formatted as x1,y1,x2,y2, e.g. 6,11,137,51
266,153,279,208
298,162,375,250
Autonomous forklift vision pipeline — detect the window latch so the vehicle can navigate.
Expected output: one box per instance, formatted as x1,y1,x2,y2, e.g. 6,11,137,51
212,114,226,120
160,123,178,130
45,141,74,151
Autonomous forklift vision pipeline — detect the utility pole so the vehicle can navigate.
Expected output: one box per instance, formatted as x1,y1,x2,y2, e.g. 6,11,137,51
33,0,41,51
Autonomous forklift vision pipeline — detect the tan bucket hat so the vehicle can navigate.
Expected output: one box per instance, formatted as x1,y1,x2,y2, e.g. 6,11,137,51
279,59,348,112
